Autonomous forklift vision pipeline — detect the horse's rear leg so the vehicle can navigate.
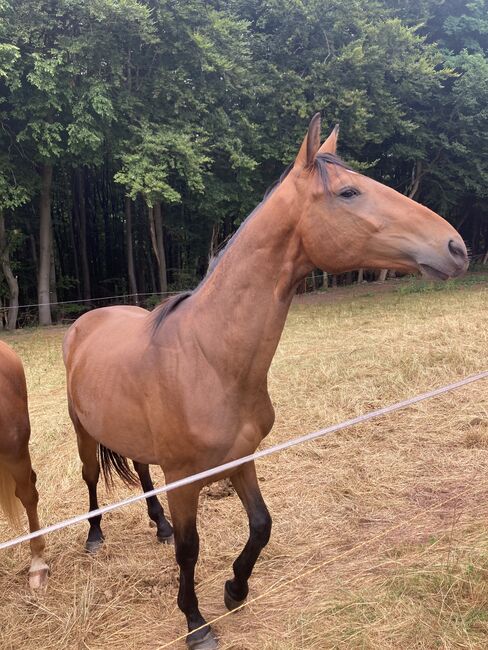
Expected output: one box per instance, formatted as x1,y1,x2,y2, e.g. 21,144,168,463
224,461,271,610
133,461,173,543
76,427,104,552
8,452,49,590
167,483,217,650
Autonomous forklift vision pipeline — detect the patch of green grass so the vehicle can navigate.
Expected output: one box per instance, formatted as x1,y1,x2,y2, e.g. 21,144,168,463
396,271,488,295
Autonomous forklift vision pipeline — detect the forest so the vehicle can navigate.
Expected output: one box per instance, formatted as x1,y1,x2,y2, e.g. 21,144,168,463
0,0,487,328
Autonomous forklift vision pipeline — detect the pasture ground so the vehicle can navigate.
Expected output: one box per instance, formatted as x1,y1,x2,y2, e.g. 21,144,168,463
1,275,488,649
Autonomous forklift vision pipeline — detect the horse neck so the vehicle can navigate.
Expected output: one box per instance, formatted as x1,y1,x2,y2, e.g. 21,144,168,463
191,185,313,386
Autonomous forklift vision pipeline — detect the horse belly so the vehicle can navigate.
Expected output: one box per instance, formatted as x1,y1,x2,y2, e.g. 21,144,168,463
76,397,157,464
67,340,158,464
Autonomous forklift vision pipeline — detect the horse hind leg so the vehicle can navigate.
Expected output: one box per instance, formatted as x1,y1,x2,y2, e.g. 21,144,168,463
133,461,173,543
7,452,49,591
75,425,104,553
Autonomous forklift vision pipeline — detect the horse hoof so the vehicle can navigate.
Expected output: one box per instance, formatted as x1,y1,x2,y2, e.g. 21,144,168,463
157,533,174,545
224,581,246,611
85,539,104,554
29,566,49,591
187,629,218,650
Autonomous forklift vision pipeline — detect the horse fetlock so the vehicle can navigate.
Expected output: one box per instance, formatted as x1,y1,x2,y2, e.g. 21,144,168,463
28,559,49,591
224,579,248,611
157,531,175,545
85,528,104,553
186,627,218,650
154,515,173,541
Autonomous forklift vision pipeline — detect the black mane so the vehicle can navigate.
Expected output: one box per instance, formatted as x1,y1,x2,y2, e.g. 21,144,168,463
151,291,192,332
205,153,352,273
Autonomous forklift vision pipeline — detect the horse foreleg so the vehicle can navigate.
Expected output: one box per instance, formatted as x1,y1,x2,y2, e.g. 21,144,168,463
224,461,271,610
167,482,217,650
133,461,173,543
9,453,49,590
76,428,104,552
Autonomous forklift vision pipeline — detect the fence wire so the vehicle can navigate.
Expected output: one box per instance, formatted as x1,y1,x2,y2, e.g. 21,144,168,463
1,369,487,552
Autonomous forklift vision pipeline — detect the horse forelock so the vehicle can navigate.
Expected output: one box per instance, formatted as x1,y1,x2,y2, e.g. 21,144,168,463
313,153,353,192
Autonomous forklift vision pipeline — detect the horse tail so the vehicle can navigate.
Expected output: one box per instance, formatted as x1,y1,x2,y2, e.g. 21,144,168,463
0,463,21,528
97,444,139,489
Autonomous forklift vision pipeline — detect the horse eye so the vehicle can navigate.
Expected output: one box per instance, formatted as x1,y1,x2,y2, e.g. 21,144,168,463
339,187,360,199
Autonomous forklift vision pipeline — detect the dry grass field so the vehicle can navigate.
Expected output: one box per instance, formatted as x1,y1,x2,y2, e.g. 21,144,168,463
1,276,488,649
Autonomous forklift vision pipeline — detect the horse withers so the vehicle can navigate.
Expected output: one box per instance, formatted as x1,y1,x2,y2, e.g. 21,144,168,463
63,114,468,649
0,340,48,590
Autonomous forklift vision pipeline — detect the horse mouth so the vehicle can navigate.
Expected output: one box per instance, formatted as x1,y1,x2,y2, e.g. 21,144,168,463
418,264,450,281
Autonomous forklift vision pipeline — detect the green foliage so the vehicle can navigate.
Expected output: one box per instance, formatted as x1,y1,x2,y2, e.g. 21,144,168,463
115,124,209,205
1,0,488,314
396,273,488,295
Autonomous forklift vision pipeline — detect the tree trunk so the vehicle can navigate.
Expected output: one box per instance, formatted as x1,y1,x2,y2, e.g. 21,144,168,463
38,163,53,326
153,202,167,294
125,196,138,304
49,233,58,322
209,222,220,260
148,204,158,275
146,246,157,294
357,268,364,283
69,203,82,300
378,269,388,282
471,212,479,257
0,209,19,329
76,168,91,300
29,231,38,277
408,160,422,200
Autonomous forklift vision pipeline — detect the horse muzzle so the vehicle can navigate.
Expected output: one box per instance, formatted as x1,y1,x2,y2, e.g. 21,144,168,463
417,238,469,280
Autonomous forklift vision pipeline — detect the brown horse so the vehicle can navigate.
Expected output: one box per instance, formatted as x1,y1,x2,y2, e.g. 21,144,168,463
0,340,48,590
63,115,468,649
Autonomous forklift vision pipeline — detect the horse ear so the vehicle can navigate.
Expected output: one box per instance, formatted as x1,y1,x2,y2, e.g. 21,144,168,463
317,124,339,155
294,113,322,169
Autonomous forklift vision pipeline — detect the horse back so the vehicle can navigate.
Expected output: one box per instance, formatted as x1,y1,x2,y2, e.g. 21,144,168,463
63,305,149,367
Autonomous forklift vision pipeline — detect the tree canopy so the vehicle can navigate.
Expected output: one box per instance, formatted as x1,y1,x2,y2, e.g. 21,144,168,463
0,0,487,326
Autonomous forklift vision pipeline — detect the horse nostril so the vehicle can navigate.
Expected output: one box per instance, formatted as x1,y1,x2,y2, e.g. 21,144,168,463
448,239,466,261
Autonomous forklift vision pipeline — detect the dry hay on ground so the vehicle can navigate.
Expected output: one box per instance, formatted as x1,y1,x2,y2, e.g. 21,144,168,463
1,278,488,649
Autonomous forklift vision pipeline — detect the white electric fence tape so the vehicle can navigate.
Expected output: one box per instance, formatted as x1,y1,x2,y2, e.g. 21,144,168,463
1,369,487,552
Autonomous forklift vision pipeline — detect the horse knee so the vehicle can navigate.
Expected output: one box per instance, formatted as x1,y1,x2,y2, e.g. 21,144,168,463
82,464,99,486
15,479,39,509
250,507,272,548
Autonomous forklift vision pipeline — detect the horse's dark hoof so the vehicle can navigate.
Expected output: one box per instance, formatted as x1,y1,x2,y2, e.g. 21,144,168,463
186,629,218,650
157,532,174,545
224,581,246,611
85,538,104,553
